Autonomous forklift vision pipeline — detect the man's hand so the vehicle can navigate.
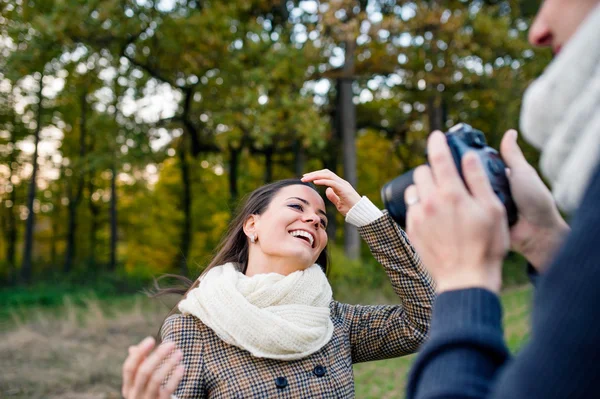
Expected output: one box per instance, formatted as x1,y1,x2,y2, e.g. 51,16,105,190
405,132,510,294
500,130,570,271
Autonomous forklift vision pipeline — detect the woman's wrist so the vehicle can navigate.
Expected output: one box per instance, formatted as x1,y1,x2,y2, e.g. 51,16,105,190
345,196,383,227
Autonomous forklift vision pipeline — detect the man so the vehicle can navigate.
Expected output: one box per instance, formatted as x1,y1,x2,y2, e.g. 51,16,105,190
405,0,600,398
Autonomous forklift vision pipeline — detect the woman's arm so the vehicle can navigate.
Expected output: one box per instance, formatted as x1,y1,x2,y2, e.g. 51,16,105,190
301,169,436,363
333,211,436,363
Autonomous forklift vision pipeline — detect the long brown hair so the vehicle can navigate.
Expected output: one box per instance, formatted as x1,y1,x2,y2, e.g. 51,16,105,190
151,179,329,315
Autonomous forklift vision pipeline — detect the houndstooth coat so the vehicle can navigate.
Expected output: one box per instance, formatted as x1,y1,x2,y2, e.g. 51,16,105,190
161,212,435,398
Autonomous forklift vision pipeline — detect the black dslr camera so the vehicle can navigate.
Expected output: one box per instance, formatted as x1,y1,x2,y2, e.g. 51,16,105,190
381,123,518,227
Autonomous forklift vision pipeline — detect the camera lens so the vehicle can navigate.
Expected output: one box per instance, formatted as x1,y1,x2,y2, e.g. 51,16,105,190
381,169,415,227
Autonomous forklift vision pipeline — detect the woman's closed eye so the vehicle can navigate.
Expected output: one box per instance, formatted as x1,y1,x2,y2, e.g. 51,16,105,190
288,203,304,211
288,204,327,228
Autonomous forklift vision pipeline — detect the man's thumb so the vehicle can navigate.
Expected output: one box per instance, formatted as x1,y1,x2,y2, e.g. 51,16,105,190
500,129,527,169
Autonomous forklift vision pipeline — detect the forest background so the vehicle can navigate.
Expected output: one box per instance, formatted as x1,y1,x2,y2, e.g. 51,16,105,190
1,0,546,397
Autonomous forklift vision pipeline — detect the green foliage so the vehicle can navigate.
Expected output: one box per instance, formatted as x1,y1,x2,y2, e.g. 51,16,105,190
0,270,152,321
0,0,552,287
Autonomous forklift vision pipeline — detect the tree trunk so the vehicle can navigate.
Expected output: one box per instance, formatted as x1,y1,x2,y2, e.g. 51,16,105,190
88,176,99,268
427,94,446,132
6,176,17,282
21,74,44,283
264,147,274,183
50,210,58,267
228,146,240,210
5,123,17,283
177,146,191,276
323,94,342,243
109,160,118,271
339,40,360,260
322,151,339,242
293,139,305,176
64,91,88,274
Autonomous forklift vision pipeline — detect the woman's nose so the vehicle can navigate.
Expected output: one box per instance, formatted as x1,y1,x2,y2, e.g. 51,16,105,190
303,212,320,226
529,14,553,47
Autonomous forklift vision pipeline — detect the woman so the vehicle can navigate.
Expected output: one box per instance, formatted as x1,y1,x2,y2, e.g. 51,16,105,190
122,170,435,398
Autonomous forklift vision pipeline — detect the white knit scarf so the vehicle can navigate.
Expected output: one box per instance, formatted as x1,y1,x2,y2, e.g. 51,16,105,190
520,5,600,213
178,263,334,361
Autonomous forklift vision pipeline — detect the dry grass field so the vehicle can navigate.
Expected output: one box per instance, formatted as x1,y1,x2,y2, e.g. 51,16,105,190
0,286,532,399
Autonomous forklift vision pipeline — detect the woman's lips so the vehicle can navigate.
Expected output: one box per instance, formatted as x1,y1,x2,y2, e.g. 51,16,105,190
553,45,562,55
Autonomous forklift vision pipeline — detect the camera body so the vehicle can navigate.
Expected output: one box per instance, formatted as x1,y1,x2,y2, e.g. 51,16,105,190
381,123,518,227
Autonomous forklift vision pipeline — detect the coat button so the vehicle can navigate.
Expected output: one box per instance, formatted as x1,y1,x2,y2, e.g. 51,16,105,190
275,376,288,389
313,365,326,377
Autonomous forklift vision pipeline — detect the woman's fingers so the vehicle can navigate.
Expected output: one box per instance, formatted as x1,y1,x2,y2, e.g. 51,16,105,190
301,169,342,183
325,187,340,207
129,341,176,399
310,178,344,193
146,348,183,399
161,365,185,399
311,178,361,213
122,337,156,398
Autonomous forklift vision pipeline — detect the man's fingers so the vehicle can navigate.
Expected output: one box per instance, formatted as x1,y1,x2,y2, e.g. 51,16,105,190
413,165,435,199
500,129,527,170
130,341,176,398
122,337,156,397
462,152,498,203
427,131,466,193
404,184,419,207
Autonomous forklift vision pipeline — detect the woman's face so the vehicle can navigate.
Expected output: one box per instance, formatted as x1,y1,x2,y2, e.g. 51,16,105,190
246,185,329,273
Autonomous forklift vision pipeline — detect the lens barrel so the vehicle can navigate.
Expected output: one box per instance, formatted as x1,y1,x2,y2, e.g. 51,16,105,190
381,169,415,227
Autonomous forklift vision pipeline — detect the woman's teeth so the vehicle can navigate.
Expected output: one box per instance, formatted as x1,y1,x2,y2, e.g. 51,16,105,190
289,230,314,247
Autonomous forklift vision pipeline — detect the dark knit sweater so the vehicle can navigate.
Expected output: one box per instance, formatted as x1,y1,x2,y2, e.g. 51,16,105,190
407,164,600,399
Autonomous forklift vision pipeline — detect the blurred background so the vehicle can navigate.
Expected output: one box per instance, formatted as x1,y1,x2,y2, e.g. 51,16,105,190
1,0,544,397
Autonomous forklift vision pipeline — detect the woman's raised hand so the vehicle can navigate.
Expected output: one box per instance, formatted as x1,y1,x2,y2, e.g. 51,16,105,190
122,336,184,399
301,169,361,216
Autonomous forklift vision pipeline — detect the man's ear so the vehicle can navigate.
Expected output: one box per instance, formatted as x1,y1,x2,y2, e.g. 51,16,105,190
243,214,259,237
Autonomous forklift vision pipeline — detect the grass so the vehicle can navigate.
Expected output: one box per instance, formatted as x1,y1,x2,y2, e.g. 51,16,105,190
0,286,533,399
352,285,533,398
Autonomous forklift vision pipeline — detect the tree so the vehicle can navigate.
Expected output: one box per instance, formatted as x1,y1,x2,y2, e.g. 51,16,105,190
0,82,26,282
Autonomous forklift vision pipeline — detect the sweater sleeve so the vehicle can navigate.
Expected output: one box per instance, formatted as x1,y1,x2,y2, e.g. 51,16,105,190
161,314,207,399
332,211,436,363
345,196,384,227
406,164,600,399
